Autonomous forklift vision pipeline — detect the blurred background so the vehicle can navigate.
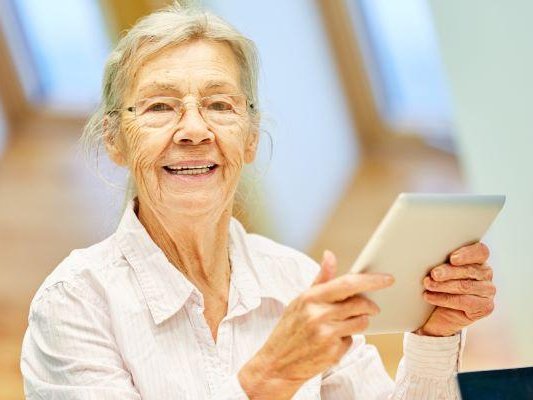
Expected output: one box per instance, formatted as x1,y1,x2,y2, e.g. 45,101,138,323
1,0,532,398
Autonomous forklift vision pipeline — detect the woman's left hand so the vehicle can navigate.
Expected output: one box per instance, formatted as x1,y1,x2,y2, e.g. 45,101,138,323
417,242,496,337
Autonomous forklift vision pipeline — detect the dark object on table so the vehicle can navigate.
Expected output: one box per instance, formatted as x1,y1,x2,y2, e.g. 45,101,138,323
457,366,533,400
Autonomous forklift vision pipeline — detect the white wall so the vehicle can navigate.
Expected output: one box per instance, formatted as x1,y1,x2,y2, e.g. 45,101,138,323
430,0,533,366
204,0,358,250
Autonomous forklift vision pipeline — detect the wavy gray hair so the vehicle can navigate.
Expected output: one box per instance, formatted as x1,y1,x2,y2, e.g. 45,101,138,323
80,1,261,199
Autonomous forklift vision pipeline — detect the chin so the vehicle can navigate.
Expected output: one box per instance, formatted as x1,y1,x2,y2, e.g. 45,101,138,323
162,191,229,217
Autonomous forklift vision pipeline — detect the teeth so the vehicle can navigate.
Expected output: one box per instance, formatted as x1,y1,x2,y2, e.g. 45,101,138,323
166,167,211,175
166,163,215,171
175,168,210,175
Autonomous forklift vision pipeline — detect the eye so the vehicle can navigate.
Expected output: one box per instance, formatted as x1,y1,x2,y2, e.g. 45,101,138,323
146,102,173,112
206,100,234,112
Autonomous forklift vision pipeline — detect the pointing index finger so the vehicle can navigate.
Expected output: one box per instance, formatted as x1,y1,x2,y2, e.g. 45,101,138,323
312,273,394,303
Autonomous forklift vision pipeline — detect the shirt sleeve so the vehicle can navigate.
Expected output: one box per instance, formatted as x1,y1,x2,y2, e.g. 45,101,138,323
20,280,141,400
320,333,462,399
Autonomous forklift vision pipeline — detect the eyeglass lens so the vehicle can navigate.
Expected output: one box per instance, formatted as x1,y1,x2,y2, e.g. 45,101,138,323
134,95,247,129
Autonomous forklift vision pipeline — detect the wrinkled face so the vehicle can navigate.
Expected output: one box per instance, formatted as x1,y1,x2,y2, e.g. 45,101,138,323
108,40,258,217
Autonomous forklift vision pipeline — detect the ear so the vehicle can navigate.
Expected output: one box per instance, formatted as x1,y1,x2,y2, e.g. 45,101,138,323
244,129,259,164
103,116,127,166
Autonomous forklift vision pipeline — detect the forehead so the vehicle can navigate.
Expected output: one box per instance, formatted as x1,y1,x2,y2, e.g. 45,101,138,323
131,39,242,98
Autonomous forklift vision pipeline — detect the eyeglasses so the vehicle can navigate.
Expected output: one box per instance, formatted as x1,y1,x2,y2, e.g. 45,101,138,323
114,94,252,129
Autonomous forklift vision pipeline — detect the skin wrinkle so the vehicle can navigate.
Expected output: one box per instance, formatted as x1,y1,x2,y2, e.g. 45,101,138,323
107,39,258,340
130,41,242,101
137,80,240,99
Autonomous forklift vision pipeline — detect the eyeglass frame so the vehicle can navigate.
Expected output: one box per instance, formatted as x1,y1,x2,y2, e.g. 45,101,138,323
107,93,255,128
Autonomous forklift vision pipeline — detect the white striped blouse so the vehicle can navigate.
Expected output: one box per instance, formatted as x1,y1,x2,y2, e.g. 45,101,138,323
21,200,462,399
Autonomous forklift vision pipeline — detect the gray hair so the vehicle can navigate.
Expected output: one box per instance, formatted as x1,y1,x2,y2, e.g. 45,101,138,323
80,1,261,200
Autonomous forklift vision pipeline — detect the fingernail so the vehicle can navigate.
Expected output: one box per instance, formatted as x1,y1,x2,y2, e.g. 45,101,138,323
383,274,394,284
452,247,467,262
450,253,462,264
433,268,443,278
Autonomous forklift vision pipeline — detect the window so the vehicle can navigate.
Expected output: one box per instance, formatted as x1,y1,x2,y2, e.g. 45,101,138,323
349,0,454,141
204,0,358,250
8,0,111,113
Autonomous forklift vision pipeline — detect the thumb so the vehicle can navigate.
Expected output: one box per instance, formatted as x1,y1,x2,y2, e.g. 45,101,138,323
313,250,337,286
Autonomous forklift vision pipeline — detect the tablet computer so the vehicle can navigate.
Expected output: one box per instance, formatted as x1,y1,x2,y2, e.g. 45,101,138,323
350,193,505,335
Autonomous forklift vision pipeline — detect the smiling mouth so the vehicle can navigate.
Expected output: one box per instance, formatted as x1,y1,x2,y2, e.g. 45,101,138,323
163,163,218,175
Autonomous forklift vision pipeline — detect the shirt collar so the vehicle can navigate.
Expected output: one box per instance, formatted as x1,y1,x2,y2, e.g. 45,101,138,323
115,199,292,325
115,199,196,325
227,220,296,312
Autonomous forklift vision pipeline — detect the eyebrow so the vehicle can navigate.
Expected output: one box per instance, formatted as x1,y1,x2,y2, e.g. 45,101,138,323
137,82,182,98
138,80,240,97
203,80,239,92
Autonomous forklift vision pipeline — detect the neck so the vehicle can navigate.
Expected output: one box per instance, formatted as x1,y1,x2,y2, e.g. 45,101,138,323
136,198,233,294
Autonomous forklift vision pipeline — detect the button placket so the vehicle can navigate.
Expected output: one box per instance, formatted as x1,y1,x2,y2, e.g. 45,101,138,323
216,280,240,376
215,320,233,376
187,293,221,396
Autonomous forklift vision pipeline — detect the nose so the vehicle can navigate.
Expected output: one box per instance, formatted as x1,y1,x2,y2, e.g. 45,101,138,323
172,103,214,145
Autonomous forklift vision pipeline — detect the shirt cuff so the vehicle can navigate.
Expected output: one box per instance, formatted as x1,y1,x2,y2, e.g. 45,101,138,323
458,328,467,371
210,374,249,400
403,332,461,378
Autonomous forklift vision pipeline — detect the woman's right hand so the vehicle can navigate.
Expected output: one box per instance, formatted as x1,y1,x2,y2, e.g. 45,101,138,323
238,250,394,399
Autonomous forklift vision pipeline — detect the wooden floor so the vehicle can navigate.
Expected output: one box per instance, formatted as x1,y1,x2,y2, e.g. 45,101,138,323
0,119,518,398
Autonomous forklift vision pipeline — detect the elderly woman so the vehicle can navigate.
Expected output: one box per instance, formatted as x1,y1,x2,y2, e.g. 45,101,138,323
21,2,496,399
